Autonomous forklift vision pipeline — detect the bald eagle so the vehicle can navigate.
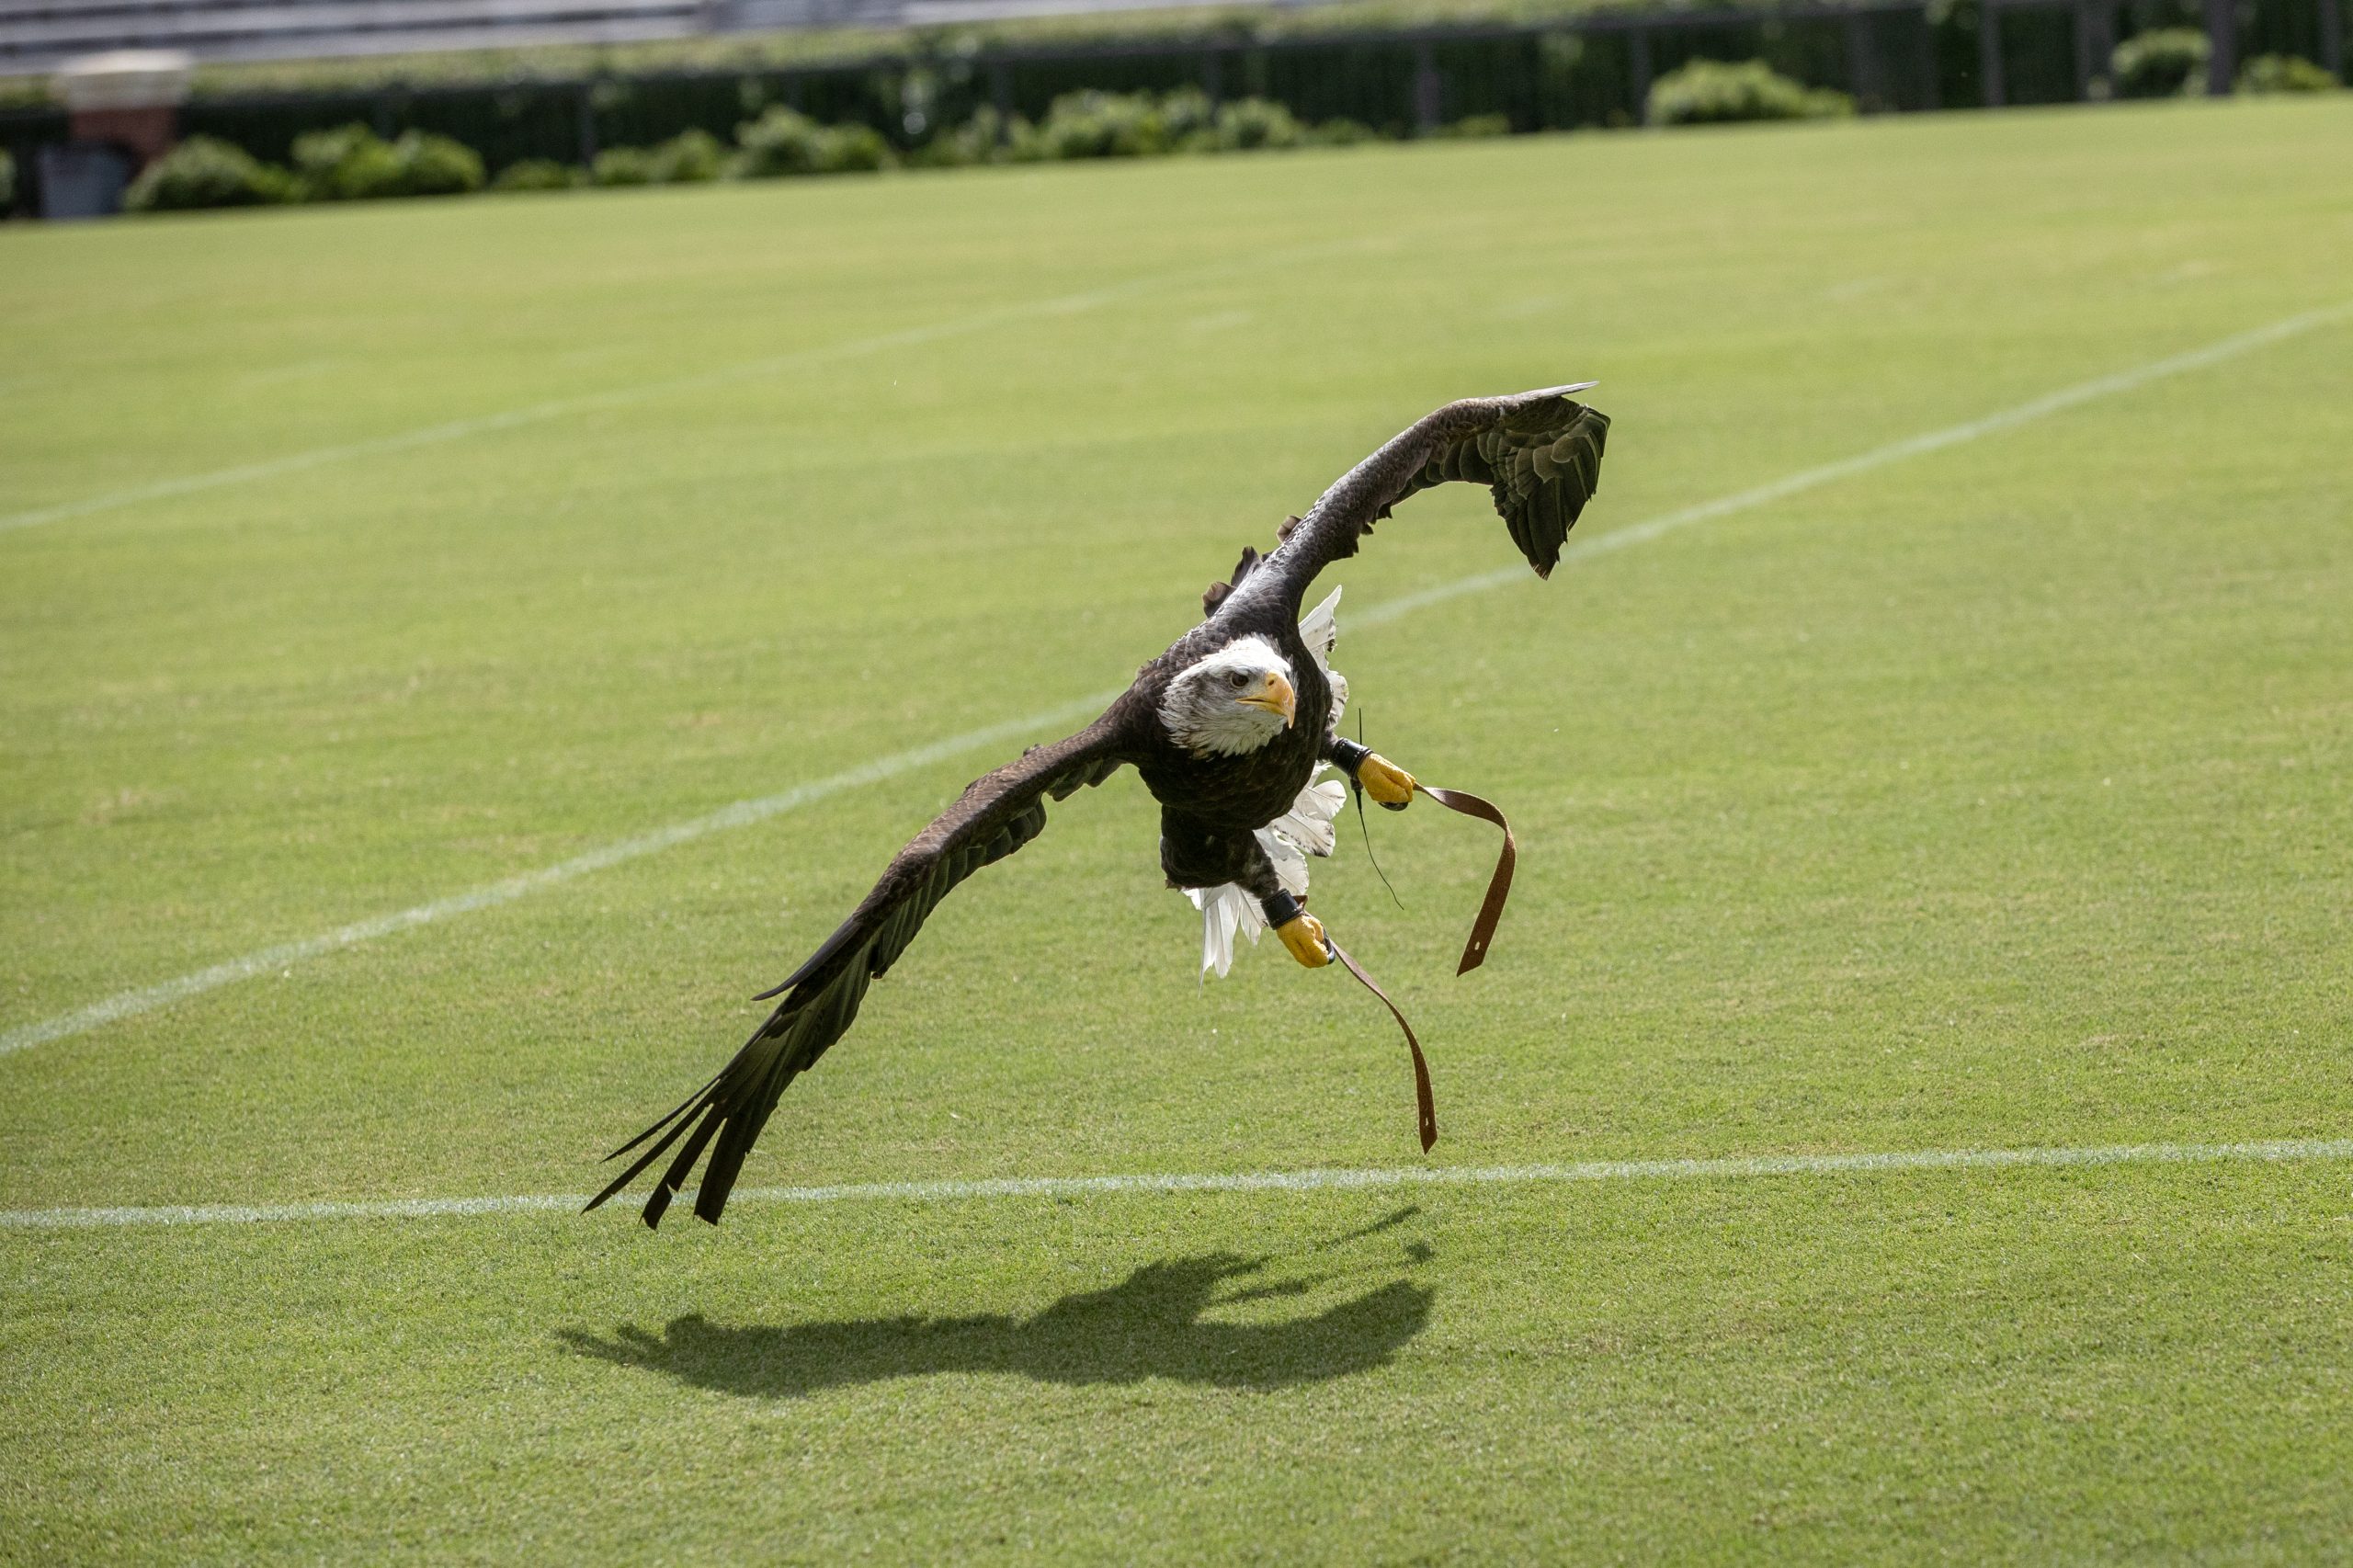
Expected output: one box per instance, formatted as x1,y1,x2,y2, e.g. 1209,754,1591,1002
591,384,1608,1226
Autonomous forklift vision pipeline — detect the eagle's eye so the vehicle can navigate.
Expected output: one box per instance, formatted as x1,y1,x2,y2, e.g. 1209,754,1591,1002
1226,671,1250,690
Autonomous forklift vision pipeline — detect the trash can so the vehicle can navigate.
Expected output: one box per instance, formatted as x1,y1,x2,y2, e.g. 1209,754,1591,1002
37,140,136,219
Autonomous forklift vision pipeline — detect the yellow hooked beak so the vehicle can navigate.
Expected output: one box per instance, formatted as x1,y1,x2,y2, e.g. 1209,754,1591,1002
1241,670,1298,727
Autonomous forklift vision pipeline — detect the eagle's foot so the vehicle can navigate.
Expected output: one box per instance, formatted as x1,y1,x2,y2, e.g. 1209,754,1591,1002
1275,913,1330,968
1359,754,1416,810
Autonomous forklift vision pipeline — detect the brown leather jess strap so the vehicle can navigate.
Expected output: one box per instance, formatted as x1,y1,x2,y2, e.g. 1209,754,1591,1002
1417,784,1518,975
1324,937,1438,1153
1319,782,1516,1153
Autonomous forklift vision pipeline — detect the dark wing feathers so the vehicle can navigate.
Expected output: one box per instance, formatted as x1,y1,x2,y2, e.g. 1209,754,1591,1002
587,716,1131,1228
1409,401,1606,573
1220,385,1608,619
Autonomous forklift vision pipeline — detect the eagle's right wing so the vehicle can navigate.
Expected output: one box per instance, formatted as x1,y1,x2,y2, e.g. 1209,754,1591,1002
587,710,1134,1229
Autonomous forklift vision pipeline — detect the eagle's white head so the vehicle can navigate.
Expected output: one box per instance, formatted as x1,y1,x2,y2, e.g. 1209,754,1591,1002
1159,635,1298,757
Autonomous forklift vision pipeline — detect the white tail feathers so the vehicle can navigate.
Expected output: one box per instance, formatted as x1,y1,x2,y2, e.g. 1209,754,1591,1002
1188,768,1347,976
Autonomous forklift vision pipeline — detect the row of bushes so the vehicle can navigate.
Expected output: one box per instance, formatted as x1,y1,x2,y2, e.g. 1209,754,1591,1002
2109,30,2342,97
485,112,894,189
1635,35,2337,117
2236,51,2345,91
127,123,484,210
127,84,1517,210
117,46,2336,214
1645,58,1854,124
572,93,1405,184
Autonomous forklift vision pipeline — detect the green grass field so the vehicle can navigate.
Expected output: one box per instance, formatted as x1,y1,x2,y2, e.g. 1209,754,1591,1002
5,96,2352,1562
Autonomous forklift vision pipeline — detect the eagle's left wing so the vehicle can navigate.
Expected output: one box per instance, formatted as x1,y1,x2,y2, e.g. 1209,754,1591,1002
587,708,1135,1228
1216,385,1608,623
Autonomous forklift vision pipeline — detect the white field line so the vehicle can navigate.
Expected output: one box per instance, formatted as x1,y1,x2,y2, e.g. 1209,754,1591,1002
4,1137,2347,1230
3,300,2346,1060
0,236,1385,538
1350,300,2353,631
0,691,1121,1058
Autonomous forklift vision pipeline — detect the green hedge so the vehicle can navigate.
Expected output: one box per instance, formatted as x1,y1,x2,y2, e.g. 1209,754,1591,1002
2236,52,2341,91
125,89,1504,212
126,136,297,210
290,124,485,198
492,157,580,191
735,107,894,175
651,127,728,180
586,129,732,184
1211,96,1310,148
2110,28,2209,97
1646,57,1856,122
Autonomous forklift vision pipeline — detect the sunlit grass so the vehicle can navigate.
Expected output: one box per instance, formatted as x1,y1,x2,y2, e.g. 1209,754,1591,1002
2,97,2349,1562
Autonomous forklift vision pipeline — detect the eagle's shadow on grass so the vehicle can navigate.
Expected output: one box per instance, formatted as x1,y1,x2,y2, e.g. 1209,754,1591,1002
561,1242,1433,1400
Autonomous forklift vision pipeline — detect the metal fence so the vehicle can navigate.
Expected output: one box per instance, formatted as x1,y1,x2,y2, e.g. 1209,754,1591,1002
189,5,1948,166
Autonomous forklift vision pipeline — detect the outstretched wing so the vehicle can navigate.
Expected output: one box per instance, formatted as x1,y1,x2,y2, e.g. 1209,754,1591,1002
1220,384,1608,621
587,710,1135,1228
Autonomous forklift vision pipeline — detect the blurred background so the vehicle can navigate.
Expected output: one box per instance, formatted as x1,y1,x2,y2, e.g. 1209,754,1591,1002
3,0,2344,218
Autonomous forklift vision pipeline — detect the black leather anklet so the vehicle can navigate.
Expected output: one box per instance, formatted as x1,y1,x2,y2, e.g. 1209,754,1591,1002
1326,737,1372,780
1261,891,1303,928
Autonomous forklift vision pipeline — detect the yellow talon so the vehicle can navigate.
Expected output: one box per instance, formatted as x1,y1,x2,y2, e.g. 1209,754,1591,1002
1359,754,1416,807
1276,913,1330,968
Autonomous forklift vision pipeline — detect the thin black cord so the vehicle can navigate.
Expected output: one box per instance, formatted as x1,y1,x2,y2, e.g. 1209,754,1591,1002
1353,706,1406,911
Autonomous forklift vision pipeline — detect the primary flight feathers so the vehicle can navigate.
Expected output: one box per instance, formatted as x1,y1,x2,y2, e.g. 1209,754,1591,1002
589,385,1608,1227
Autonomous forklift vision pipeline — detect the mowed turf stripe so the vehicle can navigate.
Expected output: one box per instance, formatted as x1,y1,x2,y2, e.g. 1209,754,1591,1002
0,235,1386,538
5,1138,2347,1229
3,299,2344,1060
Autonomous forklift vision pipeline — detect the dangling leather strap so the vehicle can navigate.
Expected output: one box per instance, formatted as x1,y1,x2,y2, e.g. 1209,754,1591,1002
1324,936,1438,1153
1415,785,1517,975
1313,780,1511,1153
